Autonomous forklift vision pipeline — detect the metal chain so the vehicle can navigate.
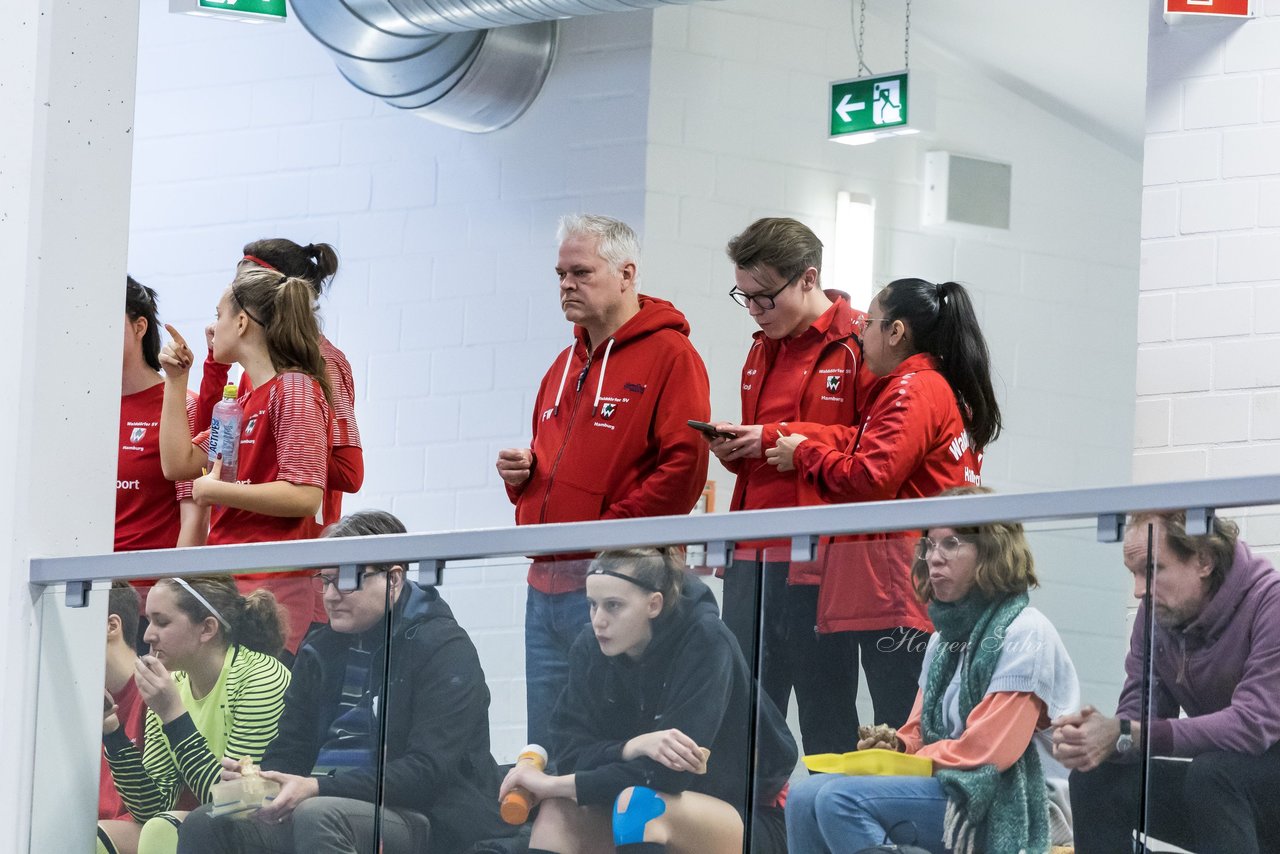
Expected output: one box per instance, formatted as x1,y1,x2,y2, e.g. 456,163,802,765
854,0,870,77
904,0,911,69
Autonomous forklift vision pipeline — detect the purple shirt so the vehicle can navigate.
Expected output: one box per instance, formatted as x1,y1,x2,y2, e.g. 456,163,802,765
1117,540,1280,757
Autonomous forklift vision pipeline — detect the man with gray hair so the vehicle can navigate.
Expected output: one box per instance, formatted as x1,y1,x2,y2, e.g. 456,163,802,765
497,214,711,747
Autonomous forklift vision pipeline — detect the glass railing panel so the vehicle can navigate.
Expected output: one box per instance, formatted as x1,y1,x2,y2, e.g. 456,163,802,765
378,555,516,853
90,570,317,852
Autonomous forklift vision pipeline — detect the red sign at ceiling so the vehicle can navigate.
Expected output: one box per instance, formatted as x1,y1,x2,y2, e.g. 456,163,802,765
1166,0,1250,15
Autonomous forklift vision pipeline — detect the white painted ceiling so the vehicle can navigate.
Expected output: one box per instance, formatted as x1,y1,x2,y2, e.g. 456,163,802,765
865,0,1150,158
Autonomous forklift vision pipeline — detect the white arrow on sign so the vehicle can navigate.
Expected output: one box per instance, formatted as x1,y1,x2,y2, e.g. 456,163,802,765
836,93,867,123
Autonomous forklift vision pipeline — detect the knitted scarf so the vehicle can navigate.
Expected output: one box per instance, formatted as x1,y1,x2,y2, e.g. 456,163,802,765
922,592,1049,854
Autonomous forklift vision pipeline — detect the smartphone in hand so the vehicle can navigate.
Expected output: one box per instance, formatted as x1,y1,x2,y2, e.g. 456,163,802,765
688,420,736,440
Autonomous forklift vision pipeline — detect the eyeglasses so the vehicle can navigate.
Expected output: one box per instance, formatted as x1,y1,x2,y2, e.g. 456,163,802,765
311,568,386,594
729,271,801,310
859,316,891,332
914,536,972,562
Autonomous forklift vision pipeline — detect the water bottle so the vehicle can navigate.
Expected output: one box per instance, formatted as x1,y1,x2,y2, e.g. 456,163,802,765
207,384,243,483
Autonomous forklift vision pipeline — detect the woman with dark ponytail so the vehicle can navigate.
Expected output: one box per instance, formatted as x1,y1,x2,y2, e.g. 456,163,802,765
157,265,332,656
765,278,1000,733
99,576,290,854
197,239,363,534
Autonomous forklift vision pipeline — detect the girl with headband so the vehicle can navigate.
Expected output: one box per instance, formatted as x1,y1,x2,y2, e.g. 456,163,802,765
499,547,798,854
196,239,363,535
157,264,332,658
98,576,290,854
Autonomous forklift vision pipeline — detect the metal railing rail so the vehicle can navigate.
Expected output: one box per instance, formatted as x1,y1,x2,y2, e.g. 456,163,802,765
29,475,1280,592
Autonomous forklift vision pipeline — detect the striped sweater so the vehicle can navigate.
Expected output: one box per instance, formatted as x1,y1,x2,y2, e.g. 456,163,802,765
103,645,290,821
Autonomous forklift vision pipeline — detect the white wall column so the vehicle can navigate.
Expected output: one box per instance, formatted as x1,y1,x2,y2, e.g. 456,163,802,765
0,0,139,849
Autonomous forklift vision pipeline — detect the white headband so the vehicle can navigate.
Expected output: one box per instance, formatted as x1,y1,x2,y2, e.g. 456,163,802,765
172,577,231,629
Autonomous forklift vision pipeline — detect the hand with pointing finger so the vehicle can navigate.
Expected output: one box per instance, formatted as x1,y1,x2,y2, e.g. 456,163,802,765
159,324,195,380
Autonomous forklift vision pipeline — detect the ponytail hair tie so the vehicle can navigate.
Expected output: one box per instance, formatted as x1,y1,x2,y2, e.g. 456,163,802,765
935,281,948,306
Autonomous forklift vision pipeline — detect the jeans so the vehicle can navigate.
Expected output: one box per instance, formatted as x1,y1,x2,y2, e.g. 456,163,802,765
525,587,592,749
1070,744,1280,853
722,561,860,756
177,797,431,854
785,772,948,854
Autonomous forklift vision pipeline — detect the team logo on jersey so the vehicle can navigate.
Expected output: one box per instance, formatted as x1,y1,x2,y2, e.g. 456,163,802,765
244,415,259,437
825,375,841,393
600,403,617,419
130,427,146,443
541,407,556,422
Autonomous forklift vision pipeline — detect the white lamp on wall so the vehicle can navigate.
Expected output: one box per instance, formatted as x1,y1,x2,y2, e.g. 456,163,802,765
830,191,876,310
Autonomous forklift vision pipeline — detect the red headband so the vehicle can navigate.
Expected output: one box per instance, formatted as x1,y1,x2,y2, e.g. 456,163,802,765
242,254,278,272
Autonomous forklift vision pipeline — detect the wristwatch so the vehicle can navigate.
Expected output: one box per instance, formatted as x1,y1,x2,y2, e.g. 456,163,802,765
1115,720,1135,756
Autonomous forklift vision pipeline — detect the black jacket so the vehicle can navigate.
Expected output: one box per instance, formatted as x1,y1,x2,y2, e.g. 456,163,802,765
551,574,797,817
262,581,510,853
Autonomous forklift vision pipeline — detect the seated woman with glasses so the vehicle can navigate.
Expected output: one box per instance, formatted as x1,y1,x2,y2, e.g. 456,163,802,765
499,546,798,854
785,489,1080,854
99,576,290,854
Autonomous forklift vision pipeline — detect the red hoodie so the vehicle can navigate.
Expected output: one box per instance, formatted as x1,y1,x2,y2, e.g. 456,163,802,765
722,294,868,584
788,352,982,634
509,295,711,593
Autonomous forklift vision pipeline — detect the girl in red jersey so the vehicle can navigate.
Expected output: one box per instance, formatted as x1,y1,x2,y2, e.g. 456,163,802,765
117,277,206,552
158,267,331,657
196,240,362,531
765,278,1002,732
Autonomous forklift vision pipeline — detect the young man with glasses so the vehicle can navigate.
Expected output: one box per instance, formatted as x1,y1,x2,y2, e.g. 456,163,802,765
177,510,512,854
706,217,868,756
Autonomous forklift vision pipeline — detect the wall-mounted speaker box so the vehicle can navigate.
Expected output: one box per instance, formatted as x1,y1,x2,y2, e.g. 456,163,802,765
923,151,1012,229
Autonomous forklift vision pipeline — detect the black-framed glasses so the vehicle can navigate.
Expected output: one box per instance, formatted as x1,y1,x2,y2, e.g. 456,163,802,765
728,271,801,310
914,535,972,562
311,568,386,594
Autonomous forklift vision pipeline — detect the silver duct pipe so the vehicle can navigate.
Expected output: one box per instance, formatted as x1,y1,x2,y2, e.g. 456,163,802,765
290,0,706,133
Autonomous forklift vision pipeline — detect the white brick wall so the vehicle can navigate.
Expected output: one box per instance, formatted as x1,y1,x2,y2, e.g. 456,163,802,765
1137,6,1280,513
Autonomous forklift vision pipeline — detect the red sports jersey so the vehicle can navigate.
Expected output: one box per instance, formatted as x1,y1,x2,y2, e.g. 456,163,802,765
115,384,196,552
204,371,330,546
200,372,329,654
200,336,362,533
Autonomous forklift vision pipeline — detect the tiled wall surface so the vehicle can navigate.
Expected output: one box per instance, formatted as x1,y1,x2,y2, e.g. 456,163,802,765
1137,4,1280,493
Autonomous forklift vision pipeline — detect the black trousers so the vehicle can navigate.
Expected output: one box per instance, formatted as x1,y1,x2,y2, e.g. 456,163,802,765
721,560,924,756
1070,743,1280,854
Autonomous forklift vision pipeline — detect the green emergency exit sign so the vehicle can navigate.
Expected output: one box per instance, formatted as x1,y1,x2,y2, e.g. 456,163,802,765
173,0,286,22
829,71,910,141
199,0,285,17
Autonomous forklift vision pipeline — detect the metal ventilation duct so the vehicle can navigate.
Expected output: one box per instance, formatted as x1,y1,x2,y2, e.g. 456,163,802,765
290,0,706,133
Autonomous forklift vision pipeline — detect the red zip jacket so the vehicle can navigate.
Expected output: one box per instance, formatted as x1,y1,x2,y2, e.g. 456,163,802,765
508,295,711,594
722,294,865,584
788,352,982,634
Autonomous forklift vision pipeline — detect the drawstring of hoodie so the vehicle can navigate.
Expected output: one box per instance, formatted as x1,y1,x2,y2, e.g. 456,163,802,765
550,346,574,415
549,336,616,416
591,337,615,416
